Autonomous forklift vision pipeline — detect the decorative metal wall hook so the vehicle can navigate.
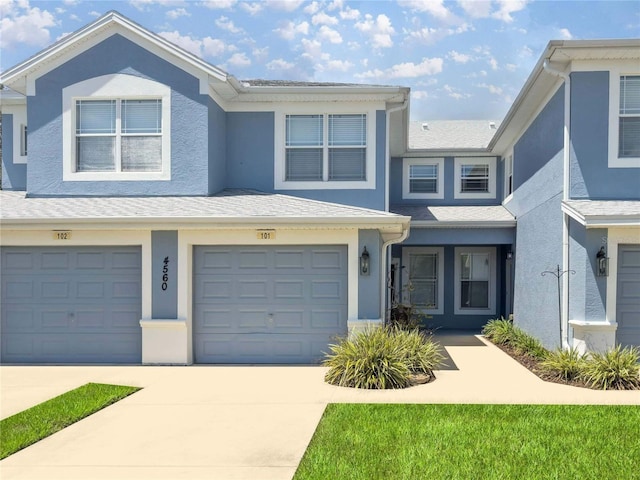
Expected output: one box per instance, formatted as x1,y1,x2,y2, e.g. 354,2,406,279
541,264,575,347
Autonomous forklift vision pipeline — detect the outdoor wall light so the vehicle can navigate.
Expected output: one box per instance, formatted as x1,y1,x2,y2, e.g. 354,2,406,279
596,246,609,277
360,246,370,276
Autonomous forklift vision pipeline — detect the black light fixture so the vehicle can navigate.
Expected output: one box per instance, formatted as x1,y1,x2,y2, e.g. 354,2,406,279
596,246,609,277
360,246,370,276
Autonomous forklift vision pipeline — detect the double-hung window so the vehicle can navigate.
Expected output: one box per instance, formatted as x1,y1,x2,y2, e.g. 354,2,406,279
402,158,444,199
76,99,162,172
618,75,640,158
454,157,496,199
285,113,366,182
276,110,374,189
454,247,496,315
402,247,444,314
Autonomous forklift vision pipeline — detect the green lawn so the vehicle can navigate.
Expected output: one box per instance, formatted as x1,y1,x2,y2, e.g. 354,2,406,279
0,382,140,460
294,404,640,480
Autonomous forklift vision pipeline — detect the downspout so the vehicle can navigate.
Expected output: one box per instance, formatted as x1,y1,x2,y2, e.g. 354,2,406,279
543,58,571,349
385,97,409,212
380,224,410,325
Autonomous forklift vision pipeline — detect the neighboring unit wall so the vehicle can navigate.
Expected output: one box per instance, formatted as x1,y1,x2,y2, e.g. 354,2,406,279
570,71,640,199
1,114,27,190
507,86,565,349
208,98,227,195
27,34,212,196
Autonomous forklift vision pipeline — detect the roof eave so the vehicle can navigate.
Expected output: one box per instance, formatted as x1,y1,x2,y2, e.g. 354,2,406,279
561,202,640,228
410,220,516,228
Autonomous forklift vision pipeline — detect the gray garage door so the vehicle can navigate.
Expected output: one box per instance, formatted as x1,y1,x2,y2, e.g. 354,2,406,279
616,244,640,348
1,246,142,364
193,245,348,364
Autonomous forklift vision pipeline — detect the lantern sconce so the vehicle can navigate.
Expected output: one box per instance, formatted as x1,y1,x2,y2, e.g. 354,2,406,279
360,246,370,276
596,246,609,277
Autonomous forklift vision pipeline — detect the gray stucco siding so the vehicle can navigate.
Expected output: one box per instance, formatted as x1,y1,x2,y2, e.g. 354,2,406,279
358,229,382,319
208,98,227,194
1,114,27,190
570,71,640,199
27,34,211,196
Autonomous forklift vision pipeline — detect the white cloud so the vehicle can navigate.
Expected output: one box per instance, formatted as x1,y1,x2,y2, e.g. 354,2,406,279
303,1,320,14
477,83,503,95
340,6,360,20
355,14,395,49
267,58,295,70
519,45,534,57
324,59,353,72
408,22,471,45
443,84,471,100
202,37,226,57
300,38,328,60
227,52,251,67
200,0,237,9
240,2,263,15
448,50,472,63
317,25,342,44
69,13,80,21
88,11,101,17
457,0,492,18
488,57,498,70
399,0,462,25
412,90,429,100
358,57,443,79
312,11,338,25
252,46,268,62
0,3,57,49
505,63,517,72
263,0,305,12
215,16,243,34
327,0,344,10
275,20,309,40
558,28,573,39
159,30,203,56
130,0,186,11
166,8,190,19
492,0,529,23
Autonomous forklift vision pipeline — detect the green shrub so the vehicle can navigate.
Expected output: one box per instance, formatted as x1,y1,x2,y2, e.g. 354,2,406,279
580,345,640,390
540,347,587,381
511,329,548,360
323,327,444,389
482,317,516,345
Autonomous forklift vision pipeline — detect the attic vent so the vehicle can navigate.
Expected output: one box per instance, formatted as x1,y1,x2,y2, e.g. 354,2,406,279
489,122,496,129
421,123,429,131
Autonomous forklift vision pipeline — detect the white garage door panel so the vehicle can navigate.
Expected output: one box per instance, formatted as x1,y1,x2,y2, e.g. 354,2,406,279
193,245,348,364
1,246,142,364
616,245,640,348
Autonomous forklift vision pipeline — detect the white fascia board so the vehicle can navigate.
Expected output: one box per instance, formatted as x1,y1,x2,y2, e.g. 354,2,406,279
410,221,516,228
1,11,229,94
561,203,640,228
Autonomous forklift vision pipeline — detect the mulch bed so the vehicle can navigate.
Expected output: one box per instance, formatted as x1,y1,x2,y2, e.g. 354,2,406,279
490,341,591,389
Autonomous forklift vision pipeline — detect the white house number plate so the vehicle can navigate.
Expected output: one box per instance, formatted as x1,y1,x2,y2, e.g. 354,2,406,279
256,230,276,240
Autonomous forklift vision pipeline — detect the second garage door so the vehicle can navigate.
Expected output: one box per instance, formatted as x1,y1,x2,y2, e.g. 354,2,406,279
616,244,640,348
193,245,348,364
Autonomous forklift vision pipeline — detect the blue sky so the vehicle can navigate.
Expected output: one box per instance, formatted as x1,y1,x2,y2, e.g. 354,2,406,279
1,0,638,120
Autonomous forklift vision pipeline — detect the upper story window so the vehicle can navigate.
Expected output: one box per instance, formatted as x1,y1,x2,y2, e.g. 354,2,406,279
618,75,640,158
76,99,162,172
608,66,640,168
63,74,171,181
274,108,376,190
454,157,496,199
402,158,444,199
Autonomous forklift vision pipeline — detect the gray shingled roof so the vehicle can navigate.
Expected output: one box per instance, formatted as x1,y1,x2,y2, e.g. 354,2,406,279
241,79,396,88
0,190,407,227
562,200,640,227
390,205,515,226
408,120,500,150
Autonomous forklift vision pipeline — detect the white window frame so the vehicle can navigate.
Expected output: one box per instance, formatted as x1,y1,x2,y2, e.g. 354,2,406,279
62,74,171,181
609,66,640,168
3,105,28,164
401,247,444,315
402,158,445,199
454,246,496,315
504,152,514,201
274,106,376,190
454,157,496,199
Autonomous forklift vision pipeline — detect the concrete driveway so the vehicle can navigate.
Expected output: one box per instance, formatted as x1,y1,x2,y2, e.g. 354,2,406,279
1,335,638,480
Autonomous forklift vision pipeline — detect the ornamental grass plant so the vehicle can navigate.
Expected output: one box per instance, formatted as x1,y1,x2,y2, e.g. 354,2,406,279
540,347,587,382
323,326,444,389
579,345,640,390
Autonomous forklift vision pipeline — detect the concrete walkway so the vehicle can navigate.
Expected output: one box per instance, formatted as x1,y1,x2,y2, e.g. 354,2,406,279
1,335,638,480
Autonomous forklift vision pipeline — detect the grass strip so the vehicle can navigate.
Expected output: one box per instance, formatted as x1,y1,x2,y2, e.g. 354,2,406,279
294,403,640,480
0,382,140,459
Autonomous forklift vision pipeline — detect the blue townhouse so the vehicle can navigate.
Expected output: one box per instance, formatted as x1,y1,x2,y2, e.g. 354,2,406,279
1,11,638,364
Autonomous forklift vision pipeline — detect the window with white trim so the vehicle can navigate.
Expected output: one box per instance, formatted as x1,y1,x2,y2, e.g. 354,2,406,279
75,99,162,172
505,154,513,198
285,113,366,182
454,247,496,315
618,75,640,158
454,157,496,199
402,247,444,314
402,158,444,199
62,74,171,181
